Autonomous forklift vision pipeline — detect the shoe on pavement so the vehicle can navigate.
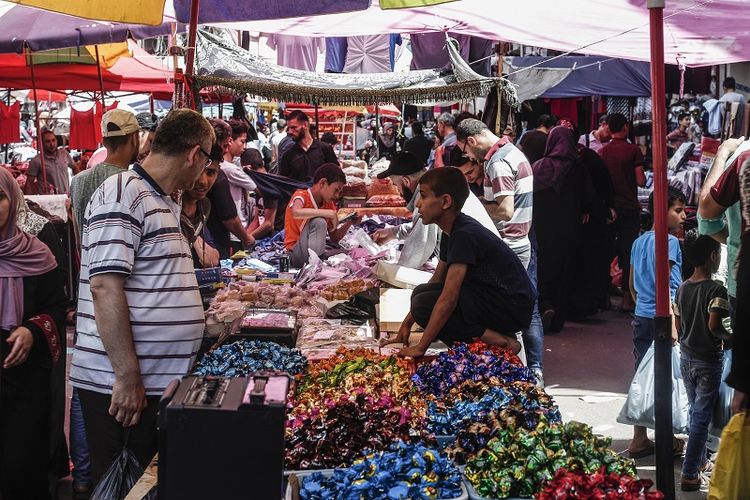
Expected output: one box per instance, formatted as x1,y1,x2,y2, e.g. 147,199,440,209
680,475,703,492
532,369,545,389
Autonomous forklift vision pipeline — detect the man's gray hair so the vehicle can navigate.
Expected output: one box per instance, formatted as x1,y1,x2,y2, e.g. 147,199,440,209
438,112,456,127
456,118,489,142
276,119,287,130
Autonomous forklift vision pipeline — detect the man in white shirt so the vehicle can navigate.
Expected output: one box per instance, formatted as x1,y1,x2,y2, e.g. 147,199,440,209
578,114,611,154
270,118,287,165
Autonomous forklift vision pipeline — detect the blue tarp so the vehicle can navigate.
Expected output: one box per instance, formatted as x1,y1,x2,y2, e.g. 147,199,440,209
508,56,652,98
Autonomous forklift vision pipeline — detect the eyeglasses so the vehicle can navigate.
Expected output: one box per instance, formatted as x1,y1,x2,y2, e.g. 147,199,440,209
197,145,213,167
460,141,468,154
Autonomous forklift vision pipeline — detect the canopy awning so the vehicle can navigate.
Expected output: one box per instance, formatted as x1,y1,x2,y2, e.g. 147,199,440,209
0,40,173,93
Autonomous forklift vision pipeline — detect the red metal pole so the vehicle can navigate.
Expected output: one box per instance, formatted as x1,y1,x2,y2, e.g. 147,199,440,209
27,45,48,193
648,1,675,498
94,45,107,111
185,0,201,110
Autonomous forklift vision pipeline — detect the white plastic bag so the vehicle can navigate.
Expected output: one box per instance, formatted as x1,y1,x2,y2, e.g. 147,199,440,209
617,344,690,434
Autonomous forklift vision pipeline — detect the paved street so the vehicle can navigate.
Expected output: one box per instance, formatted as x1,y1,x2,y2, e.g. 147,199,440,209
545,308,707,499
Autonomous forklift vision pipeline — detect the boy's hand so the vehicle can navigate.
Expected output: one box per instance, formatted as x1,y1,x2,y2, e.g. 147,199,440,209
380,323,411,347
398,344,427,358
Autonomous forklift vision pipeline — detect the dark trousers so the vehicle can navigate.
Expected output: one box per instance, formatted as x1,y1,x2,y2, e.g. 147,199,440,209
78,389,160,488
411,283,528,344
611,209,641,293
0,353,51,500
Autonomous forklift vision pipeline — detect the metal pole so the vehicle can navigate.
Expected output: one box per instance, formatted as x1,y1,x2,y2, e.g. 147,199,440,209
94,45,107,123
4,89,10,163
27,45,48,193
648,1,675,498
184,0,201,110
314,102,320,140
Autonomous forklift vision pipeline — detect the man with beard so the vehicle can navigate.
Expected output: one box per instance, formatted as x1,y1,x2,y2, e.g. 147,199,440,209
278,110,338,183
432,112,457,168
26,127,75,194
371,152,499,269
181,143,222,268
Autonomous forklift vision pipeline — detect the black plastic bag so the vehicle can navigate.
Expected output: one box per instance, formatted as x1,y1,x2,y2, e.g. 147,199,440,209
90,432,143,500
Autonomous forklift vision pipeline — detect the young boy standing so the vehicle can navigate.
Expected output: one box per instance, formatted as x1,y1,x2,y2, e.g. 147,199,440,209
383,168,534,358
284,163,357,267
674,232,729,491
627,187,687,458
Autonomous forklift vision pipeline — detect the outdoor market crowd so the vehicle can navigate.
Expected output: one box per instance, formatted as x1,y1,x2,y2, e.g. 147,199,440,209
0,101,748,499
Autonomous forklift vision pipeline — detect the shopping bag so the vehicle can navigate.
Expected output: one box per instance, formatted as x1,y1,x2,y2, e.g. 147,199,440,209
708,412,750,500
709,350,735,438
617,344,690,434
90,432,143,500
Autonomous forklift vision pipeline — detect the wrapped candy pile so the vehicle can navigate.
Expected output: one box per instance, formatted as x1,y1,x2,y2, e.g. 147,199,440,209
460,421,636,499
536,467,664,500
286,391,424,470
426,380,561,436
412,341,533,397
297,441,464,500
286,348,427,470
192,339,307,377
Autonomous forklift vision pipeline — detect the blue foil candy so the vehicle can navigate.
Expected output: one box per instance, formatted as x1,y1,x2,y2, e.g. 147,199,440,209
192,339,307,377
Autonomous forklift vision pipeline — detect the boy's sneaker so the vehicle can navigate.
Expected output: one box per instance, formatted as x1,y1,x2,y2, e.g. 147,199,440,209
680,475,704,492
532,369,545,389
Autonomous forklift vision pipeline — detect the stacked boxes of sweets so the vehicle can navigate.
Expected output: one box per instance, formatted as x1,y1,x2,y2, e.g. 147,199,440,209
341,159,369,207
295,320,379,360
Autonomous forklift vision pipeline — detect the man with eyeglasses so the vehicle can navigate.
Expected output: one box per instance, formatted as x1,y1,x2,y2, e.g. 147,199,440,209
71,109,215,489
371,151,499,269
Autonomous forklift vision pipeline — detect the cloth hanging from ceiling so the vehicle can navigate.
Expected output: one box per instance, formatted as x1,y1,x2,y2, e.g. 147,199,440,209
468,37,494,77
325,37,349,73
0,101,21,144
343,34,402,73
547,98,581,125
266,34,325,72
194,30,516,107
410,32,471,71
69,102,117,151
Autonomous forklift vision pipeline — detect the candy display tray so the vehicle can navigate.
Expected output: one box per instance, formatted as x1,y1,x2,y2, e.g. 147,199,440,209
230,308,298,348
285,470,468,500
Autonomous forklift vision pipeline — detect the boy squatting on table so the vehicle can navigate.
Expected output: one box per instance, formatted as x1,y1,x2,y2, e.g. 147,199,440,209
381,167,535,358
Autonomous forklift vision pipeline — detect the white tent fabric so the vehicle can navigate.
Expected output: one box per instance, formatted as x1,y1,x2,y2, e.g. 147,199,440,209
212,0,750,67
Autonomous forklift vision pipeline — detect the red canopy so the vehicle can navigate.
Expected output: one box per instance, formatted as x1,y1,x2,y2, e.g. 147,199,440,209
0,41,173,94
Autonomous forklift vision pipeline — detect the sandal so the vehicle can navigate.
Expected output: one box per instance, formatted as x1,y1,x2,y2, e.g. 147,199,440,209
628,442,655,459
673,437,685,458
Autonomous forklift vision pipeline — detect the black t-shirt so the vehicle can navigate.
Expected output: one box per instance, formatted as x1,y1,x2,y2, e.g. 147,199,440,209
206,170,238,259
518,129,548,165
675,279,729,362
278,139,338,183
439,213,534,307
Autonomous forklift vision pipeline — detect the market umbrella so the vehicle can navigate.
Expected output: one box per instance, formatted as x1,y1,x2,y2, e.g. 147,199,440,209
0,1,178,53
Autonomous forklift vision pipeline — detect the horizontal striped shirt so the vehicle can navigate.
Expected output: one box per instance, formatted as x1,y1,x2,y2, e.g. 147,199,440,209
483,139,533,246
71,164,204,396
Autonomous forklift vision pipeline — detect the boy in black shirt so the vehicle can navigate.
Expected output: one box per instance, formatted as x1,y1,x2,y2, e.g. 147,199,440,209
674,231,729,491
383,168,534,357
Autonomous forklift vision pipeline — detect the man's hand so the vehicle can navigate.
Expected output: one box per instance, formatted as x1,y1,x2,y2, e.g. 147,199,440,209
717,136,745,160
3,326,34,369
398,344,427,358
109,374,148,427
245,234,256,250
380,323,411,347
200,245,220,267
732,390,747,415
372,228,396,245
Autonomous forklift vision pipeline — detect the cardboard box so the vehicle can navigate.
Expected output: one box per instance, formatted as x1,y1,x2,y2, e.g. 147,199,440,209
375,261,432,290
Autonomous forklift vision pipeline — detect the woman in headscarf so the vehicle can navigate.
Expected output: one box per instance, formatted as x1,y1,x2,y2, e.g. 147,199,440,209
532,126,595,333
0,167,67,500
377,122,398,160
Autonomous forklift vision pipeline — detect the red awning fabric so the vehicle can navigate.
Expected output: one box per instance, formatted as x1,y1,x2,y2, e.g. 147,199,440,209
0,40,173,93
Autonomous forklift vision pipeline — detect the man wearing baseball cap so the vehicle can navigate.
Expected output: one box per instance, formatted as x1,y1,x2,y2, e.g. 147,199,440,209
70,109,141,241
371,151,499,269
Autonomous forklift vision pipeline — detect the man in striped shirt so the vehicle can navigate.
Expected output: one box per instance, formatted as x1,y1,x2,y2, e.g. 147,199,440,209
70,109,215,486
455,119,533,267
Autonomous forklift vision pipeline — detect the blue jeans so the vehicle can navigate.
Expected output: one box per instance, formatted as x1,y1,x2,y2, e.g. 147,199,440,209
680,351,723,478
522,240,543,371
631,315,655,371
69,388,91,485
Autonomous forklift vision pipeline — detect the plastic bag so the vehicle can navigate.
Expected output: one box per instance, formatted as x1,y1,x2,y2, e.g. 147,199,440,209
709,350,735,438
708,412,750,500
617,344,689,434
90,441,143,500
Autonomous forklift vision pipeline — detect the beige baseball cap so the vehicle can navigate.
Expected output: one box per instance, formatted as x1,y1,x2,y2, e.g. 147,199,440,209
101,109,140,137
